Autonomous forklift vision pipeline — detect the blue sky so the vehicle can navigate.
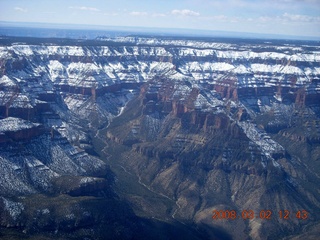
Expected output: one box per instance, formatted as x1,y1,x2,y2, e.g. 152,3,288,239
0,0,319,38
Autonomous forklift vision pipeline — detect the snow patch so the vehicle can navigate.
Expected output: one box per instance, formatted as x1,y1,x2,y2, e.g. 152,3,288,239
1,197,24,220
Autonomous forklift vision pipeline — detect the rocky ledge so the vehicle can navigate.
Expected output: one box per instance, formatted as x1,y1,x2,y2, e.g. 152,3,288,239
0,117,45,142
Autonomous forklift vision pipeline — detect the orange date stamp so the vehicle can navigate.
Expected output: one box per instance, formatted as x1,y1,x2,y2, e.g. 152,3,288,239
212,210,308,220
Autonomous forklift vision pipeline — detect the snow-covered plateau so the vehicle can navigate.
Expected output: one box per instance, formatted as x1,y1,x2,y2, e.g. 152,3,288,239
0,37,319,90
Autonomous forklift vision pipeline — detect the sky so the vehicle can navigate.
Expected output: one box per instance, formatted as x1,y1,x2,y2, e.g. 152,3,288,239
0,0,320,38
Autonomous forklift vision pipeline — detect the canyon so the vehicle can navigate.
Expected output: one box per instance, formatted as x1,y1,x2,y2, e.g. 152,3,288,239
0,35,319,239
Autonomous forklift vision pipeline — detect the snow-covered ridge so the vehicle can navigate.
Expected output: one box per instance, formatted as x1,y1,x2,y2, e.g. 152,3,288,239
0,37,319,93
101,36,320,51
2,43,319,62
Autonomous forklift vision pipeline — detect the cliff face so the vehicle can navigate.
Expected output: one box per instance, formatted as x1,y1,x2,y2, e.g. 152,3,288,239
0,36,319,239
106,78,320,240
0,117,45,142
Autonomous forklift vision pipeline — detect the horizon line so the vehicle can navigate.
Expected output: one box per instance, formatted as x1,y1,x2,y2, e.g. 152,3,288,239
1,21,319,42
